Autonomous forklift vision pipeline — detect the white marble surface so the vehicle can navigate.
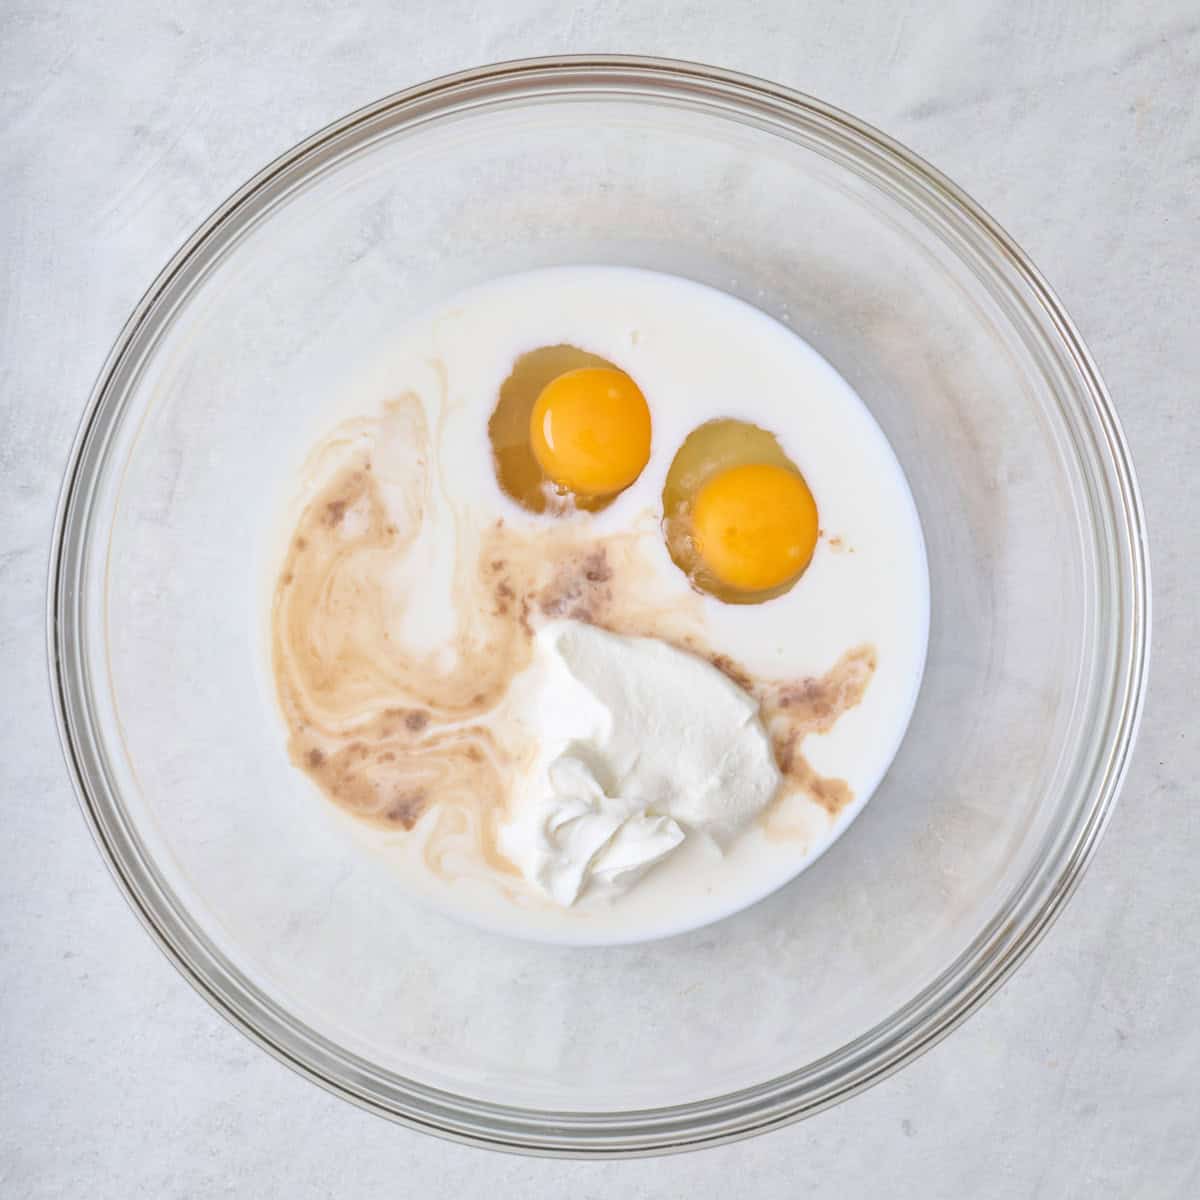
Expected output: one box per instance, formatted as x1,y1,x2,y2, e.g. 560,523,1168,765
1,1,1195,1195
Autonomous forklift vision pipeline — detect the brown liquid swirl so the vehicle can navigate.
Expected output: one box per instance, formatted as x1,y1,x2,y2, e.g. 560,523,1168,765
271,395,878,887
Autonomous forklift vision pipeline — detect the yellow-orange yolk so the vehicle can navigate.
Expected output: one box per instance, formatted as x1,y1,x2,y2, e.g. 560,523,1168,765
529,367,651,497
691,463,819,592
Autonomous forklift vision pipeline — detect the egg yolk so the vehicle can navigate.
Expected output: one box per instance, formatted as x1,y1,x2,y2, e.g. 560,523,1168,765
530,367,651,497
691,463,819,592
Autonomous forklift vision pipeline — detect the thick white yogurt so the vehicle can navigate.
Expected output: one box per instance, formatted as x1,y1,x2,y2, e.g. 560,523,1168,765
498,620,780,905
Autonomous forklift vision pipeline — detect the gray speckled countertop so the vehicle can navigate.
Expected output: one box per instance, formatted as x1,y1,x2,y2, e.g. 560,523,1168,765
2,3,1196,1196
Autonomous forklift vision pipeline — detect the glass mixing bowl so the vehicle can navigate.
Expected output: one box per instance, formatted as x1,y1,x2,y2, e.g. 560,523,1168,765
49,57,1149,1155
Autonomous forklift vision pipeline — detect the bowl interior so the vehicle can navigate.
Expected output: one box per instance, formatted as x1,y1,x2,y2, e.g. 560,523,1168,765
56,63,1143,1146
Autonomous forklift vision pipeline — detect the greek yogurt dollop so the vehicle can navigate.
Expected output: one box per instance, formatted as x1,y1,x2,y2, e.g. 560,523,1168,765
498,620,781,905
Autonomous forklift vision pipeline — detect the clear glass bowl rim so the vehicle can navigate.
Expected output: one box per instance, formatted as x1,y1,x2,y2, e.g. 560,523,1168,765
47,55,1151,1157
